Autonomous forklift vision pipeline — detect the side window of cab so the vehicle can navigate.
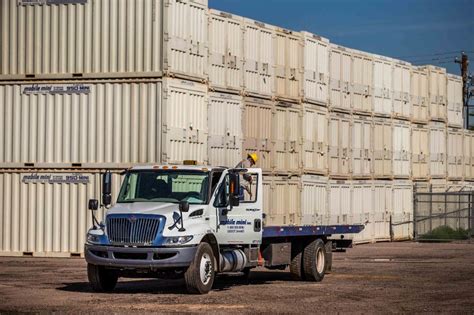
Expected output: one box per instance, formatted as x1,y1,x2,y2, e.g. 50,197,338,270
213,175,229,208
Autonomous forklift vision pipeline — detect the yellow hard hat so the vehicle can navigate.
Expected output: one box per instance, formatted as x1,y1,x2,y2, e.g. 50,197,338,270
248,153,258,164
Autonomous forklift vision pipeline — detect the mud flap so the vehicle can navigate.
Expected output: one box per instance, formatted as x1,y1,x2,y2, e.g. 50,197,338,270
325,241,333,272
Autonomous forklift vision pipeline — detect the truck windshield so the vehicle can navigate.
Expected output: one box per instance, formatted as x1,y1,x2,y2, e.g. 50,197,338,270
117,170,210,205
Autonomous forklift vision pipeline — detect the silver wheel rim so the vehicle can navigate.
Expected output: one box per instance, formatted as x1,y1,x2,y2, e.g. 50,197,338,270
316,248,325,274
199,252,213,285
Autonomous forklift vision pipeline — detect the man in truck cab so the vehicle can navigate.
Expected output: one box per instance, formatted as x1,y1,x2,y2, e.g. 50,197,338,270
235,153,258,200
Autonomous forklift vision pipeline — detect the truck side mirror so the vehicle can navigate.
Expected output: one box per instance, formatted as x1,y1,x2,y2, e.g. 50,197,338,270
88,199,99,211
102,171,112,207
229,172,240,208
179,200,190,212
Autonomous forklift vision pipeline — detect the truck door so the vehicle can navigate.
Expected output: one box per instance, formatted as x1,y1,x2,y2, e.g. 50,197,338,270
210,169,263,245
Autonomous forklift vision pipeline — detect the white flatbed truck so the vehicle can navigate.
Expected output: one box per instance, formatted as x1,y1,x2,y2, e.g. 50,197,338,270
85,164,363,294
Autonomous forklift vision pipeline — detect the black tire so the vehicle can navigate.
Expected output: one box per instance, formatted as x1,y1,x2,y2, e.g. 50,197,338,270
303,239,326,282
290,241,305,280
184,243,216,294
87,263,118,292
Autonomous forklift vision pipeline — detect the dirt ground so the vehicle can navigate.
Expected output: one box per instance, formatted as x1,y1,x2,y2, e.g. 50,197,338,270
1,241,473,314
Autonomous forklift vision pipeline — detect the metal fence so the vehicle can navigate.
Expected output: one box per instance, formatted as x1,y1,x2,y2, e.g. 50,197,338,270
413,191,474,240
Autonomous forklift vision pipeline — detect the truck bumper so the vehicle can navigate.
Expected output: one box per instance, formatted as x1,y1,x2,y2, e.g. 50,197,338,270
85,244,197,269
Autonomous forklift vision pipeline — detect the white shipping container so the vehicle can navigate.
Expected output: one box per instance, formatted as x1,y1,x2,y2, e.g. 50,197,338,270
208,10,244,92
392,61,411,119
391,180,413,240
0,169,122,256
0,0,208,80
411,124,429,179
274,28,302,102
373,55,393,117
264,176,301,226
351,115,373,178
300,175,328,225
272,103,302,174
301,32,330,106
328,113,351,177
328,180,351,225
161,78,208,165
373,117,393,178
463,130,474,180
392,120,411,178
424,65,447,122
410,66,429,123
372,180,392,241
447,128,463,180
301,104,328,175
329,45,352,112
242,97,273,172
350,49,373,114
352,180,374,243
0,80,162,167
243,18,275,98
208,92,243,167
429,121,447,178
446,74,463,128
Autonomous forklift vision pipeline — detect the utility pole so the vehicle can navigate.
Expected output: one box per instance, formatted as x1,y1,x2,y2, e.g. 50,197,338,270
455,52,470,128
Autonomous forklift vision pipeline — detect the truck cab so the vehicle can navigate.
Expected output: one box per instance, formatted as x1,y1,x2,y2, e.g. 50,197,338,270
85,164,361,294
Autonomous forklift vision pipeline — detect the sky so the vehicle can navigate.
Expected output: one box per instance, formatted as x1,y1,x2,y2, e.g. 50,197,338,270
209,0,474,76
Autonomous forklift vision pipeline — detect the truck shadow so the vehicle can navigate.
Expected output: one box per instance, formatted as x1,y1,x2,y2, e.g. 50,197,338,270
57,270,294,294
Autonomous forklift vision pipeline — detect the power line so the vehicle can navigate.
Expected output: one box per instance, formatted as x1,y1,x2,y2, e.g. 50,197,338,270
408,55,457,63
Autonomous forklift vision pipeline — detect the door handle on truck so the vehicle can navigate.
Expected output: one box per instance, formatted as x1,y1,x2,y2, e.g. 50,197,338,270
254,219,262,232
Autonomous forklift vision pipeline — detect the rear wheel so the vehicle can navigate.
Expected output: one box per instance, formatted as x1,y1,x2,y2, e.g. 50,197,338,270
87,264,119,292
303,239,326,282
184,243,215,294
290,242,305,280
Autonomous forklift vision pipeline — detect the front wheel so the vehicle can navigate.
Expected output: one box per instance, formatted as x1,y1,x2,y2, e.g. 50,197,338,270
184,243,216,294
87,263,119,292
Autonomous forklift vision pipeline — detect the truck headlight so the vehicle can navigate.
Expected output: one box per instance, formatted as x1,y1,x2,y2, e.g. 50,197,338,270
163,235,194,246
87,228,105,244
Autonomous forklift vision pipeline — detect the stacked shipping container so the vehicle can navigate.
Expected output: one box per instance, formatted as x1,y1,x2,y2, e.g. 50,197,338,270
0,1,471,255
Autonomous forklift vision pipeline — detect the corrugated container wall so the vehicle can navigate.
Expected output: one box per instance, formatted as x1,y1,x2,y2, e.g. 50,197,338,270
411,124,429,179
350,49,373,115
429,121,447,178
243,18,275,98
328,113,351,177
0,170,122,256
273,28,302,102
463,130,474,180
446,74,463,128
0,0,209,80
391,180,413,240
447,127,463,180
208,10,244,92
272,103,302,174
328,180,351,225
242,97,273,172
0,80,162,167
372,180,392,242
392,120,411,178
373,117,393,178
392,61,411,120
263,176,301,226
351,115,372,178
301,104,328,175
410,66,429,123
329,45,352,113
373,55,393,117
301,32,330,106
161,78,208,165
300,175,328,225
208,92,243,167
425,66,447,122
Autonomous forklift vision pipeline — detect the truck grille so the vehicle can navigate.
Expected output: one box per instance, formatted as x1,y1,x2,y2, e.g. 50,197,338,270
106,216,162,245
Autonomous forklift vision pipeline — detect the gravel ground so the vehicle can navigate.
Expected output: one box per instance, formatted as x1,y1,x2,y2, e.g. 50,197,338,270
1,241,473,314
